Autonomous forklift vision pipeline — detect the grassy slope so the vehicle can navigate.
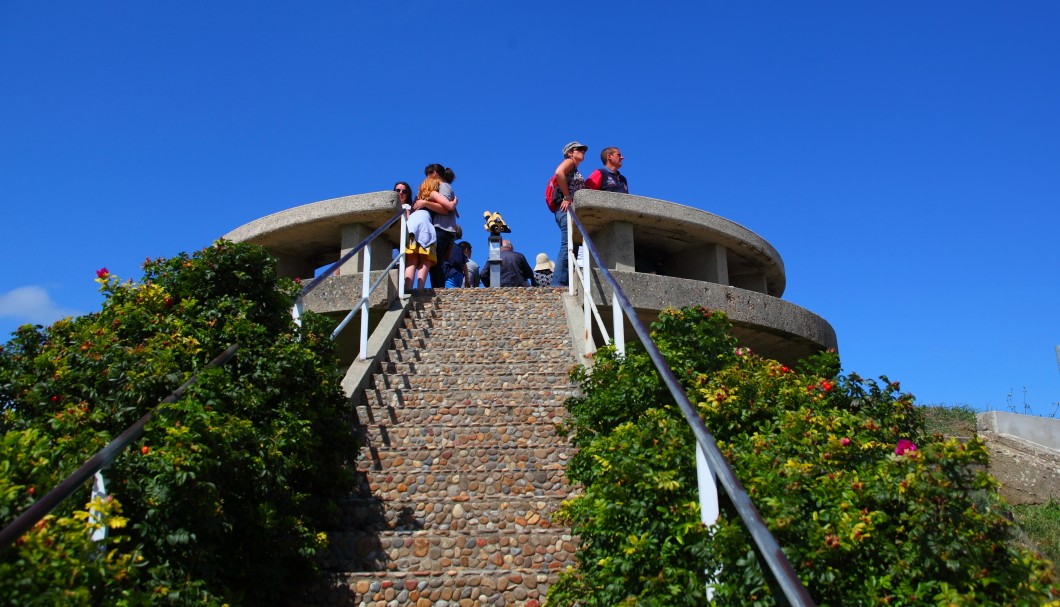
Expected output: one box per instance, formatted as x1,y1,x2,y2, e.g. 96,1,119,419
920,405,1060,565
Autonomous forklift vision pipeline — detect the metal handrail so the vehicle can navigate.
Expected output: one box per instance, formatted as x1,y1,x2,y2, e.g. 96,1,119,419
567,208,815,606
0,345,239,552
291,207,406,357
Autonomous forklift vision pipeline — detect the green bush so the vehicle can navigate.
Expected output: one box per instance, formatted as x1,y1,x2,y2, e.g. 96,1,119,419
550,306,1058,607
0,240,356,605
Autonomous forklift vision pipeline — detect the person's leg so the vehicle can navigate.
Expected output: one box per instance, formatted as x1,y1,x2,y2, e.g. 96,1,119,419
553,209,569,287
417,261,432,291
429,230,454,289
404,252,418,291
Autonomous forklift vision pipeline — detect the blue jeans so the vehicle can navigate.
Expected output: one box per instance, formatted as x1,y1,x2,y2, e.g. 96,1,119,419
554,208,569,287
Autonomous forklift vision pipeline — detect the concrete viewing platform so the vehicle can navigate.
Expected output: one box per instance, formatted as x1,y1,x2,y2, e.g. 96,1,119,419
223,189,837,365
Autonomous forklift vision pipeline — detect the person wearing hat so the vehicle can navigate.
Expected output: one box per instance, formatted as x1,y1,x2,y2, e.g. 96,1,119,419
552,141,588,287
533,253,555,287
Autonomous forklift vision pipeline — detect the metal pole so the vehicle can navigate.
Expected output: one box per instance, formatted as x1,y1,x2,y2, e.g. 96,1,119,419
566,209,575,296
487,233,501,288
359,245,371,360
399,211,407,299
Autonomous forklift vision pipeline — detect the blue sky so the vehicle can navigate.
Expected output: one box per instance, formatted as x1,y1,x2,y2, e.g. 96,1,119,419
2,2,1057,416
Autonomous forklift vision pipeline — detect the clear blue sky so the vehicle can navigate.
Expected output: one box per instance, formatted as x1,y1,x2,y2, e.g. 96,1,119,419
2,2,1057,416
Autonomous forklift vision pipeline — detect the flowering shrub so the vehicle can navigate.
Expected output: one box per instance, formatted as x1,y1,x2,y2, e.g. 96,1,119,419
550,306,1058,606
0,240,356,605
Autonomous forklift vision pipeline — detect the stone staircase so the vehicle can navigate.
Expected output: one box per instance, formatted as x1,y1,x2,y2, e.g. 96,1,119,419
305,288,580,606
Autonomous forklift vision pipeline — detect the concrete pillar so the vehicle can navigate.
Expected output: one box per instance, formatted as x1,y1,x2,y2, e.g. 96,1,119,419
731,272,768,294
340,223,393,275
595,221,635,272
669,244,729,284
274,255,314,280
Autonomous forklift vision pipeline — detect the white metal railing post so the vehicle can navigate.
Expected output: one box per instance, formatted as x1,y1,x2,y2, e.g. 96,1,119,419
613,295,625,355
359,245,371,360
566,209,575,296
697,444,721,598
291,300,303,327
399,208,407,299
90,470,108,543
581,240,592,356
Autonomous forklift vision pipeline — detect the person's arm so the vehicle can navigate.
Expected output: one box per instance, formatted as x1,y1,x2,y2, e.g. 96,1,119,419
584,169,603,190
554,158,576,211
414,191,457,214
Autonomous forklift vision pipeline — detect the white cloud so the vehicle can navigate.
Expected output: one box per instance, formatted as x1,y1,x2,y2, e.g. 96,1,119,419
0,286,84,326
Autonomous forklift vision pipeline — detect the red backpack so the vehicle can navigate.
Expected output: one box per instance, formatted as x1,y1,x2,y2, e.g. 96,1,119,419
544,174,562,212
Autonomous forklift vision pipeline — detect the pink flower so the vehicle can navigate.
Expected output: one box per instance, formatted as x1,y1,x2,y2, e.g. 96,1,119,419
840,437,851,447
895,439,918,456
96,267,109,279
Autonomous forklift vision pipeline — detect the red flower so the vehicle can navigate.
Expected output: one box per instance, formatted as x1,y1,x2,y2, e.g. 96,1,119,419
50,395,60,403
96,267,109,279
141,446,150,455
821,380,834,392
894,439,917,456
840,437,851,447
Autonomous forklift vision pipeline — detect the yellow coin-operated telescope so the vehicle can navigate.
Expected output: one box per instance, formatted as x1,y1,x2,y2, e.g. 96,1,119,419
482,211,511,287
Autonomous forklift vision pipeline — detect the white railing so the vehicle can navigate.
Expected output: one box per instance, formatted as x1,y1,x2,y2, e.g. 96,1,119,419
566,211,625,356
292,208,407,355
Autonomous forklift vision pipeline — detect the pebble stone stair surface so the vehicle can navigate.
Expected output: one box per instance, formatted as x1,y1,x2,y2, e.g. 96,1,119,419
305,288,581,607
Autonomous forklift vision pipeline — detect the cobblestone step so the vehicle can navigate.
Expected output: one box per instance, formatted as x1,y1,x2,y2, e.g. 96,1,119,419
387,335,572,355
339,497,565,533
403,304,566,320
355,401,568,427
371,370,572,392
406,287,564,306
378,360,572,377
299,569,560,607
353,468,571,502
357,422,562,450
322,529,577,574
356,444,571,472
362,387,578,409
385,346,573,364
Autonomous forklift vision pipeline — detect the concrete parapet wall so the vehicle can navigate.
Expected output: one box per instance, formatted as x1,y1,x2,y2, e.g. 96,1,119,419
223,191,402,277
977,411,1060,506
222,189,838,365
583,269,836,365
978,411,1060,453
573,189,786,296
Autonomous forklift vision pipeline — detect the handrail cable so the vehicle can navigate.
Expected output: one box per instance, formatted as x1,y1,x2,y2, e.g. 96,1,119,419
0,344,239,552
568,208,815,606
